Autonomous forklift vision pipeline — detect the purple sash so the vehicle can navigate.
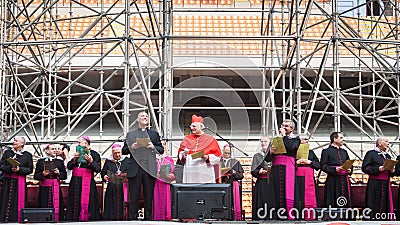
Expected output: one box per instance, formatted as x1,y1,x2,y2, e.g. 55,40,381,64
232,181,241,220
72,168,93,221
334,166,347,175
40,179,60,221
123,182,128,203
296,167,317,220
369,171,393,216
272,155,295,220
370,171,390,180
5,173,25,222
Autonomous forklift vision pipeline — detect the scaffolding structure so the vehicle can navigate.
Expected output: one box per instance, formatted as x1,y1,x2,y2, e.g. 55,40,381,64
1,0,400,157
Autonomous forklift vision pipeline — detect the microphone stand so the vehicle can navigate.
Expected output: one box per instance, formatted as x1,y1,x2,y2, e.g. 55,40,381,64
203,127,248,156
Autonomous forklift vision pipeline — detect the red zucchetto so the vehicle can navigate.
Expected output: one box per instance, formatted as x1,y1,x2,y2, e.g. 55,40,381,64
191,114,203,123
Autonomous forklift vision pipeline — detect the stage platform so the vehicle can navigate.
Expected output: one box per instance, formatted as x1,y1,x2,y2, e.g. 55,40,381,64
8,221,400,225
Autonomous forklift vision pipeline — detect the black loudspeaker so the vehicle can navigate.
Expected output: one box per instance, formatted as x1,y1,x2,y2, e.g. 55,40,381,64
21,208,55,222
171,184,233,220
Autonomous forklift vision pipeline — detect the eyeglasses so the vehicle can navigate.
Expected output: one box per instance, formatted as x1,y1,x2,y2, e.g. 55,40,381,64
281,124,291,127
223,152,231,155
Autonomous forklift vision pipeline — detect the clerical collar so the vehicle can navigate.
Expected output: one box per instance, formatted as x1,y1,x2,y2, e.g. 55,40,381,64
15,149,24,155
138,127,147,132
281,133,296,138
156,154,164,159
373,147,385,154
45,156,56,161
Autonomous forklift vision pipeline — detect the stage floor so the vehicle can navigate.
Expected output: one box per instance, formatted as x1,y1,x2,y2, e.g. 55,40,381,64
10,221,400,225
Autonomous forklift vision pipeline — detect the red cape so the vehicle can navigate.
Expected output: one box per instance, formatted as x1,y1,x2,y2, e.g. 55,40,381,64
178,133,222,157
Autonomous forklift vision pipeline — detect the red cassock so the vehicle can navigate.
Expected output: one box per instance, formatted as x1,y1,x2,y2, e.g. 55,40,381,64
178,133,222,157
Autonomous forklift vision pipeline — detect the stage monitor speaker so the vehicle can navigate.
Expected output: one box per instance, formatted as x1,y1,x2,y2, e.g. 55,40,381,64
21,208,55,222
171,183,233,220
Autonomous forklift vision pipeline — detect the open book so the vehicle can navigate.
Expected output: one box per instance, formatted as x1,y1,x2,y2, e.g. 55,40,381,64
76,146,89,163
159,164,172,179
220,167,231,175
341,159,355,170
271,137,287,154
383,159,398,170
6,157,20,167
44,160,55,171
190,150,204,159
136,138,151,147
106,170,125,185
296,144,310,160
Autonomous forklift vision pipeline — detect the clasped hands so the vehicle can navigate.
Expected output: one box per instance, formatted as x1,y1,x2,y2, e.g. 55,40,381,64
259,168,269,175
11,166,19,172
296,158,311,165
43,168,60,176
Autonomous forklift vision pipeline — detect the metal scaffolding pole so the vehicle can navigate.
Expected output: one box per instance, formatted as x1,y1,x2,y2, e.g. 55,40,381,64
1,0,400,158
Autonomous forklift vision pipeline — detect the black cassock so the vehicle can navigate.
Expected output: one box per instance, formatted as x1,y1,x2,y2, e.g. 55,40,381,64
101,158,128,220
220,158,244,184
321,145,352,208
294,150,320,220
34,158,67,221
251,152,272,220
362,149,394,220
220,158,244,220
0,149,33,222
266,135,300,219
66,149,102,221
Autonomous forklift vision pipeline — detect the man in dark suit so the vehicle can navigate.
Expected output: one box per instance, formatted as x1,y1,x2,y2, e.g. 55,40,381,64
122,111,164,220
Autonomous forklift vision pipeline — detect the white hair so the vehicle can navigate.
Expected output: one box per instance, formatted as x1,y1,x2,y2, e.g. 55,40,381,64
282,119,295,130
376,136,388,146
15,136,26,145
